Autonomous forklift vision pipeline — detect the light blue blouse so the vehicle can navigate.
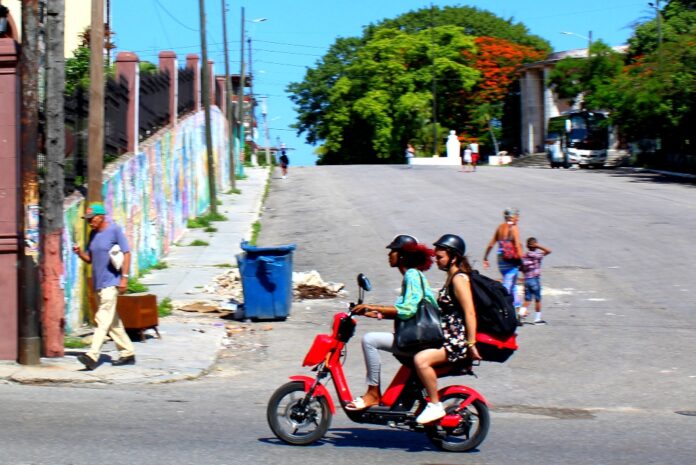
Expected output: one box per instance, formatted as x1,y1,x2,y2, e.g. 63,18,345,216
395,268,438,320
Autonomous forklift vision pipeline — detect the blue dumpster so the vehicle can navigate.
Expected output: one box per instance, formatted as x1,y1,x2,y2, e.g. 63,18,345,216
236,241,296,320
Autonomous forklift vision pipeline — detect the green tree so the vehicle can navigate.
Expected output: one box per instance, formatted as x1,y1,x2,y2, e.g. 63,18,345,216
65,46,91,94
288,5,549,164
547,41,624,109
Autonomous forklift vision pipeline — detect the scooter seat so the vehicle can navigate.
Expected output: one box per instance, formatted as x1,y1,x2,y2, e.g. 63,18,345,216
393,355,475,378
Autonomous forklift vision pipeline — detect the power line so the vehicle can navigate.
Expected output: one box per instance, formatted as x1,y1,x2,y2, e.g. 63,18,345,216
255,48,323,57
153,0,199,32
255,39,327,50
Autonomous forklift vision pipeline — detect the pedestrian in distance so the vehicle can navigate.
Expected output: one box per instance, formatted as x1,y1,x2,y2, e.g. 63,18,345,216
411,234,482,424
482,208,524,316
349,235,437,412
405,143,415,168
462,146,473,172
279,145,289,179
469,142,479,171
72,202,136,370
519,237,552,325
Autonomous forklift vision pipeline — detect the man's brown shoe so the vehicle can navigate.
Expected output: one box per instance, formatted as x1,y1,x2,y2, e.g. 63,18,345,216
112,355,135,366
78,354,98,371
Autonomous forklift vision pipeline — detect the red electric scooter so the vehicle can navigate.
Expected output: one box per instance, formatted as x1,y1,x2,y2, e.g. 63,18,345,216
267,274,490,452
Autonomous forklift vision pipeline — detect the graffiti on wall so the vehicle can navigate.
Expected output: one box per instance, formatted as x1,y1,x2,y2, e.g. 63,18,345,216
62,108,231,331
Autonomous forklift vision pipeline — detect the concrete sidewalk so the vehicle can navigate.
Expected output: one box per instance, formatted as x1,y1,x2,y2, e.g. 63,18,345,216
0,167,271,385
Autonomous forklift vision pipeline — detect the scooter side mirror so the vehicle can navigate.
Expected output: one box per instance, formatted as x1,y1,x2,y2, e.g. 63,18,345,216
357,273,371,292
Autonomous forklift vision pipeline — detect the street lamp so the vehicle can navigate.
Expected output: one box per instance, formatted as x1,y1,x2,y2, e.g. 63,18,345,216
561,31,593,57
648,1,662,51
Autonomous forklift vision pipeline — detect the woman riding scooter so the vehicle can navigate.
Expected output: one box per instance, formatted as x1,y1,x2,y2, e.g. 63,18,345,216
412,234,481,423
350,234,437,414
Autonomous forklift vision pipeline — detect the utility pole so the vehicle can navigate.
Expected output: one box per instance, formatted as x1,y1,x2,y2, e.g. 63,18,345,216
199,0,217,215
248,36,260,165
237,7,246,165
18,0,41,365
221,0,236,190
43,0,66,357
87,0,104,203
262,96,271,167
588,30,593,57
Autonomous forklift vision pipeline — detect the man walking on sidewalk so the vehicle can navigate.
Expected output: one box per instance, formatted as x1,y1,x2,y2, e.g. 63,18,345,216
72,202,136,370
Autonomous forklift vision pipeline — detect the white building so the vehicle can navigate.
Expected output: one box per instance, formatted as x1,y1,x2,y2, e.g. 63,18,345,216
519,46,628,155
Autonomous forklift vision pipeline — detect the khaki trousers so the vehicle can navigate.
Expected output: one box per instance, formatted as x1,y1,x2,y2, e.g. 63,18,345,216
87,286,135,361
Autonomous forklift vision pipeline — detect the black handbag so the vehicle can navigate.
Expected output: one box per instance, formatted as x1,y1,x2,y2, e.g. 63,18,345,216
394,273,444,352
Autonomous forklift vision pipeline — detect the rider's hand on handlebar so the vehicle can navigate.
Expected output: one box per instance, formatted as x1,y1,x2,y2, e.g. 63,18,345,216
352,304,368,315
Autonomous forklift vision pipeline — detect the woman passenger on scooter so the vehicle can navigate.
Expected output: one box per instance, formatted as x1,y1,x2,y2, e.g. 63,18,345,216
348,234,437,411
413,234,481,424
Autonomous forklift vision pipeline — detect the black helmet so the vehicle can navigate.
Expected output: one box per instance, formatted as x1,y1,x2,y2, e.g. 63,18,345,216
433,234,466,256
386,234,418,250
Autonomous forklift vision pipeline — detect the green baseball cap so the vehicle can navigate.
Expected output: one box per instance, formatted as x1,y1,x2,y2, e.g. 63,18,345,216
83,202,106,219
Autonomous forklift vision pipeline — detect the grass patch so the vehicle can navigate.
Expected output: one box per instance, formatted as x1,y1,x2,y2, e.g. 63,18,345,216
250,220,261,246
216,199,222,206
150,261,168,270
158,297,173,317
189,239,209,246
64,336,89,349
204,226,218,233
262,174,271,204
213,263,234,268
227,187,242,195
187,212,228,229
126,277,149,294
236,174,248,180
187,216,211,228
207,211,228,222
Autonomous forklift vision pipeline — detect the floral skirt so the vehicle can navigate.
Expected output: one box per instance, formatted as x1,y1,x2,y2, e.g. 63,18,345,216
441,312,468,363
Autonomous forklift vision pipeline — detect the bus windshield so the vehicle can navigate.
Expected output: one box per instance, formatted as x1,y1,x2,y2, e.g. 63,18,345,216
568,112,608,150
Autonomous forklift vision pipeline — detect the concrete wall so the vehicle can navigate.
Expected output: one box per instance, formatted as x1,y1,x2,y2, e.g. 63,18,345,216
61,108,230,332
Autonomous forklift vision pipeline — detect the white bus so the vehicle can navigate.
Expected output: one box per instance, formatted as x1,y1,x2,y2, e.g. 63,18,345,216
546,111,609,168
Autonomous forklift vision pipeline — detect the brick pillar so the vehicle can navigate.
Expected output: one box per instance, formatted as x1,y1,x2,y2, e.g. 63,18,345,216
215,76,226,115
115,51,140,153
0,39,20,360
207,60,215,108
159,51,178,126
186,54,200,112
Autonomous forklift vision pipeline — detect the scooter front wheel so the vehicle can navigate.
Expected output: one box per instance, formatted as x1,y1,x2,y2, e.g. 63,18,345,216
267,381,332,446
426,392,490,452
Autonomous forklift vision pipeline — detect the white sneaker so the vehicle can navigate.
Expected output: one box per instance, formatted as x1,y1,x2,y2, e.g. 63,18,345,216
416,402,446,424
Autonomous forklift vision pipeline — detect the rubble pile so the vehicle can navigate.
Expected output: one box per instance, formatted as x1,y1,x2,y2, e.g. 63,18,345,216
292,271,345,300
210,268,244,301
191,268,345,302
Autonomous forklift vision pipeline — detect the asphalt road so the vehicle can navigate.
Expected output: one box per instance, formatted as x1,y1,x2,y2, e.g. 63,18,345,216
2,165,695,465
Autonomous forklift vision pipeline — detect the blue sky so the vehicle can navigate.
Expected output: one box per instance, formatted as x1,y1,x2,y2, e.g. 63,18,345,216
111,1,652,166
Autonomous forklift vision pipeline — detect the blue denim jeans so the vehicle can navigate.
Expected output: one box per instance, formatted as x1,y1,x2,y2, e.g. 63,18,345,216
498,258,520,308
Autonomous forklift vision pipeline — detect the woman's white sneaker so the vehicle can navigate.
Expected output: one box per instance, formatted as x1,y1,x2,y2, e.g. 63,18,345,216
416,402,446,424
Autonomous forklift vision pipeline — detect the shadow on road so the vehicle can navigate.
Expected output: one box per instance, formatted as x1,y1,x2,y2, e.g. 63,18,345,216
260,427,484,453
604,168,696,187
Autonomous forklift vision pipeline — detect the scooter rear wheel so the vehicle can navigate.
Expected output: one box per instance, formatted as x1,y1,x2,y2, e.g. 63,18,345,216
267,381,332,446
426,393,490,452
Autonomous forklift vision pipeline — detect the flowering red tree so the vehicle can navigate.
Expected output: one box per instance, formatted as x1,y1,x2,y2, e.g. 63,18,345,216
467,36,545,103
457,36,546,150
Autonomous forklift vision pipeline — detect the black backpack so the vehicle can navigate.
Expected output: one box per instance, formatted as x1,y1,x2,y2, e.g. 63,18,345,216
468,270,517,338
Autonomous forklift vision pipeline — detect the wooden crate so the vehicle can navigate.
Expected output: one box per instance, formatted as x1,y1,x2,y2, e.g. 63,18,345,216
116,294,160,342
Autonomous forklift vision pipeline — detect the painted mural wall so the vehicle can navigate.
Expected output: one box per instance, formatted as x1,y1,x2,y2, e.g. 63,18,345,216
61,108,230,332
